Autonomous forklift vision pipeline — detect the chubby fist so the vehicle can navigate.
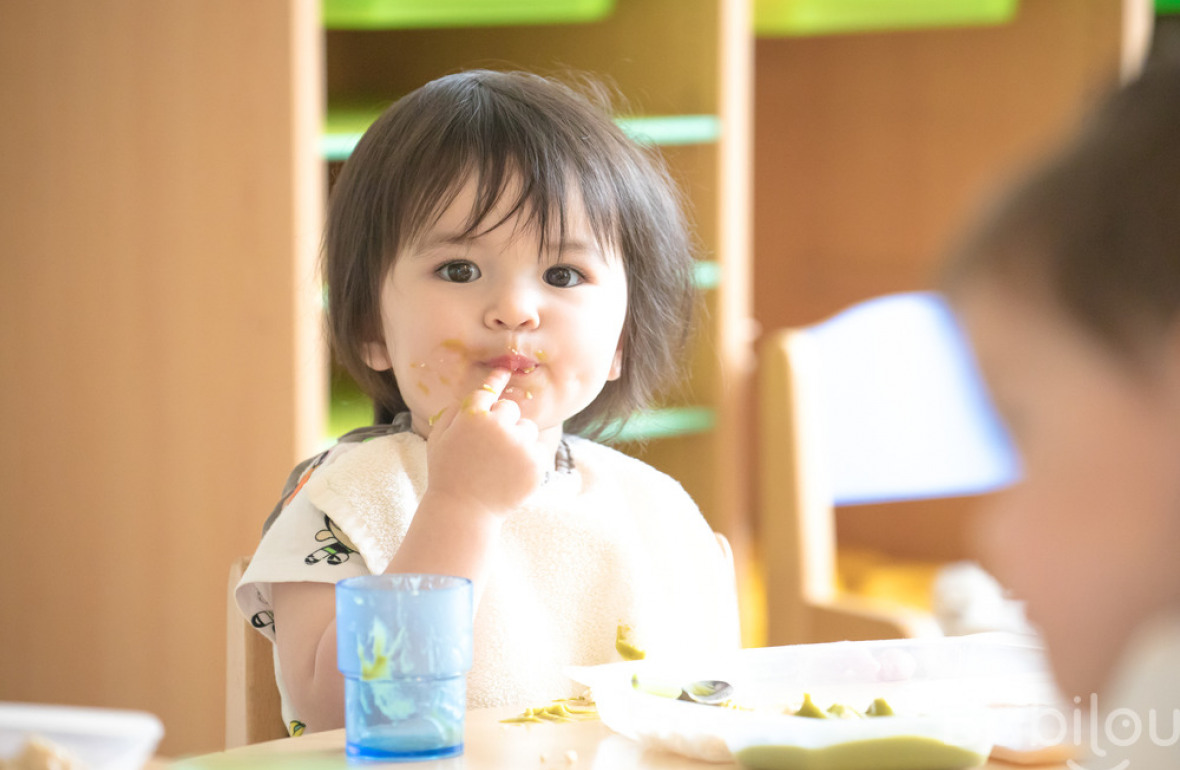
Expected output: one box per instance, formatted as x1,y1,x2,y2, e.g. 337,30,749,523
422,368,549,516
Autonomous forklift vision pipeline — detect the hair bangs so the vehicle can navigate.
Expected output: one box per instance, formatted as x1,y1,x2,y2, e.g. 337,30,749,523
390,74,624,264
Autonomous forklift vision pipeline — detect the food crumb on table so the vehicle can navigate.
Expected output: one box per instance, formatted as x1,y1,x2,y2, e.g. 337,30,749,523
501,697,599,724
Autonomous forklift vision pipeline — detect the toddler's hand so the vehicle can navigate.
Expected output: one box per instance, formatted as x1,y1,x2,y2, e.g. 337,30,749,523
423,369,547,516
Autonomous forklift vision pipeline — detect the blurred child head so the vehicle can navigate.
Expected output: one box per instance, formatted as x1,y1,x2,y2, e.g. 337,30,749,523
323,70,696,439
944,64,1180,700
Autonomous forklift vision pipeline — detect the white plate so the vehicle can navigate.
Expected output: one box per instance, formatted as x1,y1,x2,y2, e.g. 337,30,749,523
569,633,1063,767
0,702,163,770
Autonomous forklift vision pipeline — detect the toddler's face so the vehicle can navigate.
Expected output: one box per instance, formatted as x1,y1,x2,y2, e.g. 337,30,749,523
363,174,628,443
958,279,1180,701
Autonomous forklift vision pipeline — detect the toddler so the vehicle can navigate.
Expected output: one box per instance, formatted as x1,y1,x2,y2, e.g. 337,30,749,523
945,63,1180,767
236,70,740,735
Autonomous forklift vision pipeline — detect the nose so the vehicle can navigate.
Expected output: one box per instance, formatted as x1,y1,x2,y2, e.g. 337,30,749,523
484,280,540,331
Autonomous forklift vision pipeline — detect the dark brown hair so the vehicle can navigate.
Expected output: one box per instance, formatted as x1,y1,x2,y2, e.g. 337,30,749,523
943,63,1180,362
324,70,696,438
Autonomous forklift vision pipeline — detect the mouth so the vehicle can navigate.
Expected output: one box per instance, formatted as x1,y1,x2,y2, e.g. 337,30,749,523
483,353,538,375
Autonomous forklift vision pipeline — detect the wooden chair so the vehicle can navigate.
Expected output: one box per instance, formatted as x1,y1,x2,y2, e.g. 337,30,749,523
226,556,288,748
757,291,1018,646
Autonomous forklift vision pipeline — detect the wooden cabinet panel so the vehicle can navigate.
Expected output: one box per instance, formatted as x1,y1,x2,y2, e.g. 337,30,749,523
0,0,324,756
752,0,1123,331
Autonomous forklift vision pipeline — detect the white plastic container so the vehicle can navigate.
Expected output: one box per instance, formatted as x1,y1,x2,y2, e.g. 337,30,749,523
569,633,1065,768
0,703,163,770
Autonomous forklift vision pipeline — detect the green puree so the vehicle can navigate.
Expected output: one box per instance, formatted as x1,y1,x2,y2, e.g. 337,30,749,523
735,736,986,770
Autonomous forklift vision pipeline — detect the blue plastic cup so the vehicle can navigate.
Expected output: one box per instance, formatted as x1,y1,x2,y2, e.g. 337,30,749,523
336,574,474,763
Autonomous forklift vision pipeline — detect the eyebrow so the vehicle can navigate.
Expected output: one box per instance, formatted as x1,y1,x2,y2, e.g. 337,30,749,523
414,231,472,250
549,239,600,256
413,230,609,262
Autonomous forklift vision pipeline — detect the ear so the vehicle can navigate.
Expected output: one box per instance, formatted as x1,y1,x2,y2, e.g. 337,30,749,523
361,340,393,372
606,345,623,382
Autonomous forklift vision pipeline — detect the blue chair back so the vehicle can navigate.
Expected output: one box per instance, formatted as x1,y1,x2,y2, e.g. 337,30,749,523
802,291,1019,505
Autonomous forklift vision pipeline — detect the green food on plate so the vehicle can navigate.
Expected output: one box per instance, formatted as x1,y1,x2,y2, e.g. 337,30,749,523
794,693,829,719
630,673,682,699
736,736,986,770
791,694,891,719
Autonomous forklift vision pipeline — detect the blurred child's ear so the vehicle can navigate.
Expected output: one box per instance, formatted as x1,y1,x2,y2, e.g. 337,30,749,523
361,341,394,372
607,345,623,382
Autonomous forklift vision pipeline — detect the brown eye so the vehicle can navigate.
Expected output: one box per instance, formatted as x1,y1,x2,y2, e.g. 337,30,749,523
437,261,480,283
544,265,584,288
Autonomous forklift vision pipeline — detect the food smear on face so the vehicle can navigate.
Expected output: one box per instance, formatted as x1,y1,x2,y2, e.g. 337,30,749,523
410,339,472,401
865,697,894,717
735,736,986,770
615,623,646,661
410,338,548,410
504,385,534,401
486,346,539,375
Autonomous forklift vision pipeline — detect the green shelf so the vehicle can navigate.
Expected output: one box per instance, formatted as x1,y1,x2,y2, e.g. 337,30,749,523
323,0,615,29
322,103,388,161
322,105,721,161
693,260,721,291
614,115,722,147
607,406,716,442
754,0,1018,36
326,374,376,440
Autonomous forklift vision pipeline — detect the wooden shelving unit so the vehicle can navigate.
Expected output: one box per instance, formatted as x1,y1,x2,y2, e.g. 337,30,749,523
0,1,326,756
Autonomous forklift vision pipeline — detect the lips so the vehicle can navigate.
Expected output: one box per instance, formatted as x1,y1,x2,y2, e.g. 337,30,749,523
483,353,538,375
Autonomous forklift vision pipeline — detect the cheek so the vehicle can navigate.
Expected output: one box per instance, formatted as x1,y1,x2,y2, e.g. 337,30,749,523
992,439,1161,600
566,295,627,364
975,487,1102,694
974,485,1064,606
978,418,1180,696
599,295,629,359
397,339,478,404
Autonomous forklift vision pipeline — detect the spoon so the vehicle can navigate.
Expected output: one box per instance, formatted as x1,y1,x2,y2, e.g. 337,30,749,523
677,679,734,705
